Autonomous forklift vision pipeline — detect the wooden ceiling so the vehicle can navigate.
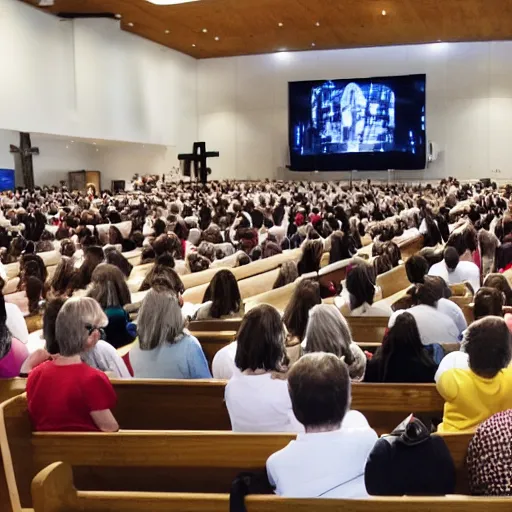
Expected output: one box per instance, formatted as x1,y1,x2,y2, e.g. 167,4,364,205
19,0,512,59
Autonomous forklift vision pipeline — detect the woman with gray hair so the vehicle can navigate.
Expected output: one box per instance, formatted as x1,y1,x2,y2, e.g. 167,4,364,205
304,304,367,381
129,289,211,379
26,297,119,432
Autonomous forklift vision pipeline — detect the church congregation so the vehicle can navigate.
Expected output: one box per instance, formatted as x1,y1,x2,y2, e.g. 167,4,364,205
4,0,512,510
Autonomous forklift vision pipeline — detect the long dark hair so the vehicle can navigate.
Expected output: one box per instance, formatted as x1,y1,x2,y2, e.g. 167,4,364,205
298,240,323,275
346,264,376,310
373,312,434,381
207,270,242,319
282,279,321,340
329,231,355,264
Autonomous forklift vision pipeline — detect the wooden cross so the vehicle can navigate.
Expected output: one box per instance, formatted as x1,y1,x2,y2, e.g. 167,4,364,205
178,142,219,184
10,132,39,189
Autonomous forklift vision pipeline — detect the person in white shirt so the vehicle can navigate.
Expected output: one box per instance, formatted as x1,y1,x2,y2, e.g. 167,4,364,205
266,353,378,498
336,263,392,317
429,246,480,293
4,302,29,344
389,279,460,346
225,304,301,433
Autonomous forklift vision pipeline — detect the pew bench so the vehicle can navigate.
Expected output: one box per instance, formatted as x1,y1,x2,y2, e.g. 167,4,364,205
33,460,505,512
0,387,470,511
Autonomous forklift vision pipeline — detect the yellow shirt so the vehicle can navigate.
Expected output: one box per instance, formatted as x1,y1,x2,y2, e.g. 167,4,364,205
437,367,512,433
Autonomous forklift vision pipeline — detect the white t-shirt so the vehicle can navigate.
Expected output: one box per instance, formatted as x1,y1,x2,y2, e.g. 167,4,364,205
212,341,239,380
225,372,302,433
428,260,480,293
389,305,460,345
5,303,29,344
266,411,378,498
436,298,467,336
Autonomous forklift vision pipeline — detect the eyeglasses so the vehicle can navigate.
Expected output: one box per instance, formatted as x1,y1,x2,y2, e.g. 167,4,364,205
85,324,106,339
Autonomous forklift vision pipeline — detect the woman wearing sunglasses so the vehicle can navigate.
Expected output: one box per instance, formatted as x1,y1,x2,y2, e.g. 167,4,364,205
26,297,119,432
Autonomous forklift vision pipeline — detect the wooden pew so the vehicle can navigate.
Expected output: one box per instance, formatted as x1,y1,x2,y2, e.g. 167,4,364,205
190,331,237,368
376,265,409,299
34,459,507,512
244,282,297,313
346,316,389,345
184,268,281,304
399,235,424,261
0,387,468,511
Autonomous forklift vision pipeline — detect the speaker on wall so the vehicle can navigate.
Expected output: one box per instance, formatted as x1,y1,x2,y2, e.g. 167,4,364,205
111,180,125,192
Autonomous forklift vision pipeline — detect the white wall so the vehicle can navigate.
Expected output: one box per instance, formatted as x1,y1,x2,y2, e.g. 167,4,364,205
197,42,512,182
0,0,197,184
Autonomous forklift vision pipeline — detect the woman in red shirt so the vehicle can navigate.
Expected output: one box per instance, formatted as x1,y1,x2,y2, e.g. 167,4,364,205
26,297,118,432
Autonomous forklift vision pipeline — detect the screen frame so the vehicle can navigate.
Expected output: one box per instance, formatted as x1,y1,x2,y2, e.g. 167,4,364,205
288,73,426,172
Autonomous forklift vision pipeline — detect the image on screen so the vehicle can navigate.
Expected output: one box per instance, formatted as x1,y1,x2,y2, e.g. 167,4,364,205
0,169,15,192
289,74,426,171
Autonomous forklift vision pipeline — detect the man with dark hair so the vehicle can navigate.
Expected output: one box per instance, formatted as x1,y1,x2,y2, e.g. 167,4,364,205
473,287,504,320
266,353,377,498
405,254,429,284
437,316,512,433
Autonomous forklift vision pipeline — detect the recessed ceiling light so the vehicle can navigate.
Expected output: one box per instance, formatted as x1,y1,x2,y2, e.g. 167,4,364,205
127,22,134,27
311,42,316,47
202,28,208,33
192,43,196,47
278,22,283,27
115,13,122,19
214,36,220,41
381,9,387,15
146,0,200,4
437,39,442,42
315,21,320,26
70,140,75,143
92,142,97,145
165,29,170,34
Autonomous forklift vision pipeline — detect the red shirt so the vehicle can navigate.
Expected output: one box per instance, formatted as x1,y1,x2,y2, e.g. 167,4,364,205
26,361,117,432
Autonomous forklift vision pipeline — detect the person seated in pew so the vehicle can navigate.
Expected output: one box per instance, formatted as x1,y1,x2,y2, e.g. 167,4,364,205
75,246,104,289
266,353,378,498
87,264,135,349
129,289,211,379
225,304,301,432
467,409,512,496
428,246,480,293
483,273,512,306
328,231,358,264
0,291,28,378
405,254,429,285
22,297,131,378
26,297,119,432
0,278,29,344
282,279,322,365
194,269,244,321
365,312,438,383
389,278,460,356
304,304,367,381
335,263,392,317
104,248,133,278
427,276,468,336
272,261,299,289
297,239,323,276
49,257,79,298
436,316,512,433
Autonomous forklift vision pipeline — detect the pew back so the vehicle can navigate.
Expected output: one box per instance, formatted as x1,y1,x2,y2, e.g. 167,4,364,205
33,459,501,512
376,264,409,299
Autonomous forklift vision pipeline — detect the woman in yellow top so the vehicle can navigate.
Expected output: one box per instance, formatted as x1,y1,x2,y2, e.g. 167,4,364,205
436,316,512,433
